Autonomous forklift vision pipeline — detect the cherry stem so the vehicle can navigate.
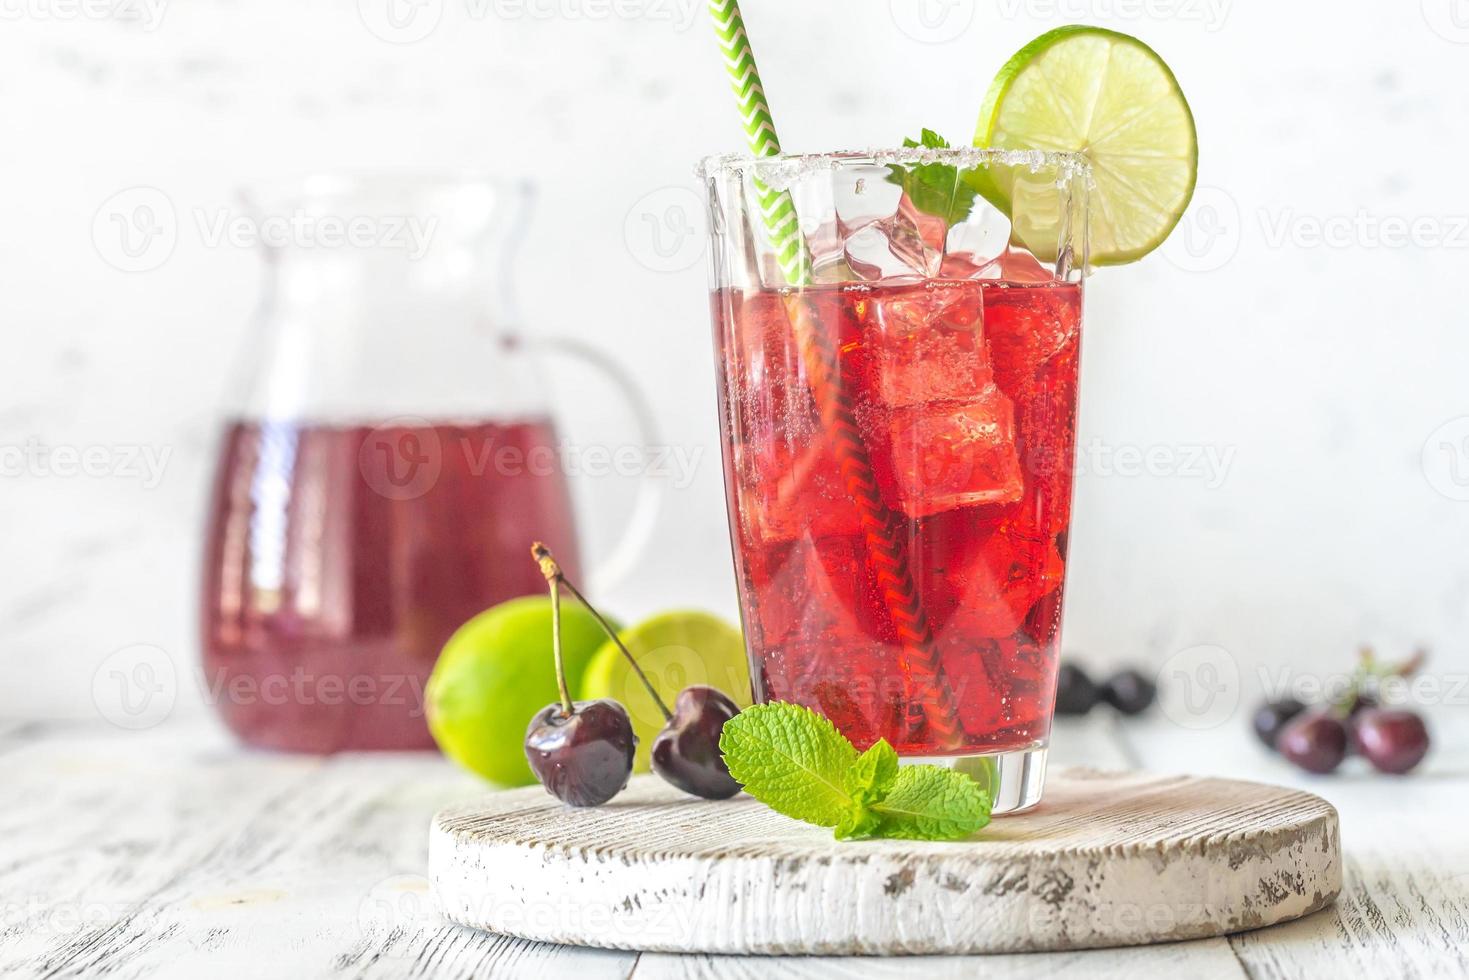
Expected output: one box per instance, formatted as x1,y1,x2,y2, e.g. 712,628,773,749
1395,648,1427,678
532,542,672,722
544,563,573,715
1336,646,1430,718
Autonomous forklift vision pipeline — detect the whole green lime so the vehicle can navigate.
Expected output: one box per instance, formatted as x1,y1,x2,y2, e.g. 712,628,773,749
426,595,616,786
579,611,750,772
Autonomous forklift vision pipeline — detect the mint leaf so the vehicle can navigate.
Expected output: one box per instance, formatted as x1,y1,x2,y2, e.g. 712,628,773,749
720,703,992,842
719,702,857,827
843,738,899,806
885,128,982,227
871,766,992,841
834,804,881,841
834,739,899,841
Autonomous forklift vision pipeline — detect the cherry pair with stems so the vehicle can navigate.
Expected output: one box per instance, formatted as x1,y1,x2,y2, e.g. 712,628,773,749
524,543,742,807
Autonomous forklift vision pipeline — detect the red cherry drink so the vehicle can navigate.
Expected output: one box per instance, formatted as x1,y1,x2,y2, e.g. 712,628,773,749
200,418,581,752
712,275,1081,757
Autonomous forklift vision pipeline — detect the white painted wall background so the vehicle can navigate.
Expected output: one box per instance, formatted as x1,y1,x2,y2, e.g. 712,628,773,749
3,0,1468,726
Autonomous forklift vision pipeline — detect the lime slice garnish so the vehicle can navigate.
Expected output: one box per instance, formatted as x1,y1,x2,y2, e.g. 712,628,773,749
579,611,751,772
974,26,1197,265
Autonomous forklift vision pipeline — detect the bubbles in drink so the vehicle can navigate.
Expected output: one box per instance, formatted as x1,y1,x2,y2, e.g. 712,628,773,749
713,272,1082,756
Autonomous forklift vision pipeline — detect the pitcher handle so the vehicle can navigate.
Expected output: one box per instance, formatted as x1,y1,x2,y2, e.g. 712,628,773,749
534,336,664,594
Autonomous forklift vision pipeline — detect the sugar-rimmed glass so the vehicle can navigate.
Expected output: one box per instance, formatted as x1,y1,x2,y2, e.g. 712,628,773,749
702,149,1088,813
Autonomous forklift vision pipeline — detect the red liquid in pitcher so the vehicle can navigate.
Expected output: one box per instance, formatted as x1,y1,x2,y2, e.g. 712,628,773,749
201,418,580,752
713,277,1081,756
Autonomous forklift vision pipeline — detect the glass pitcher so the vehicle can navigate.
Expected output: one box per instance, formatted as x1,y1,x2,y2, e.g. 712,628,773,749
199,175,657,753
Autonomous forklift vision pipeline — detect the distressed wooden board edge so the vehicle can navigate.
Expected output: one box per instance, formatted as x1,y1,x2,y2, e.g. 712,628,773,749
429,771,1342,955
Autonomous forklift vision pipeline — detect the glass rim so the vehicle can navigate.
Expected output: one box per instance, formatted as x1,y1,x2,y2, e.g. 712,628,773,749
696,147,1092,184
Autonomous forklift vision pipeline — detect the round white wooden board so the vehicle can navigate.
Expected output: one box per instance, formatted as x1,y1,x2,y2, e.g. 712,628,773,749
429,768,1341,955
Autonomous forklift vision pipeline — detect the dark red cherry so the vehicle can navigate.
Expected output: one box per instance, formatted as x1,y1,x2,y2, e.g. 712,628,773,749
651,686,742,800
1276,711,1348,775
1053,663,1099,716
1352,709,1430,775
1347,691,1379,718
1101,669,1157,715
524,699,636,807
1252,698,1307,750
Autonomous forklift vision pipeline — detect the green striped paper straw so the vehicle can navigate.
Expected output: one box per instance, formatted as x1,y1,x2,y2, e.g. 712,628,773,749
707,0,810,285
704,0,965,749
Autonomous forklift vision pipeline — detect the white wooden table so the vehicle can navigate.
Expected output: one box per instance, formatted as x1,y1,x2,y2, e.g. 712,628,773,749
3,710,1466,979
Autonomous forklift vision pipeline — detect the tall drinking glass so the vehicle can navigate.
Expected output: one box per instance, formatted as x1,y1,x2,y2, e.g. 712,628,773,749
703,149,1088,812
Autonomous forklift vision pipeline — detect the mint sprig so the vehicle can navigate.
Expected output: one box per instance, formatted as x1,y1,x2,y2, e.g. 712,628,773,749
718,701,856,826
865,764,992,841
885,128,984,228
719,702,992,841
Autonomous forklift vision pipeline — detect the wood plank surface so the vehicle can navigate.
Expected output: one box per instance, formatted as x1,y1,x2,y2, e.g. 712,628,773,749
1117,706,1469,980
1,710,1462,977
0,721,635,980
631,942,1252,980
